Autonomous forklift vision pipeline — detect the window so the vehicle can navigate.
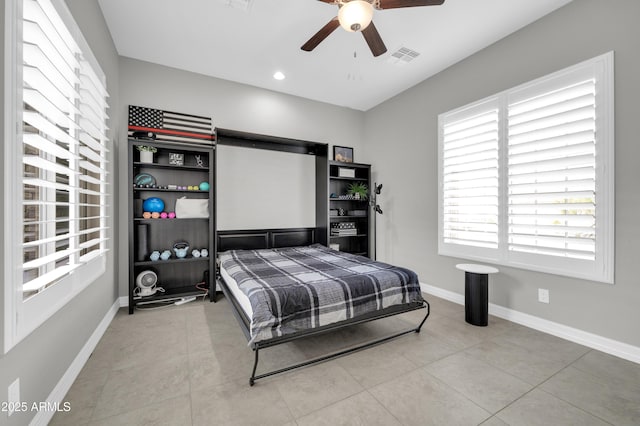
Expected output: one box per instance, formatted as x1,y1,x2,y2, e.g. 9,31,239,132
4,0,110,351
438,52,614,283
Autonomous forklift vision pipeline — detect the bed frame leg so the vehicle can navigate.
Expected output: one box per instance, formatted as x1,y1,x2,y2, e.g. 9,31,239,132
415,300,430,333
250,347,259,386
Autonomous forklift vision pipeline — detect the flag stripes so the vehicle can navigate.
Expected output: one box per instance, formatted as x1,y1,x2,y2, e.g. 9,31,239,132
128,105,215,144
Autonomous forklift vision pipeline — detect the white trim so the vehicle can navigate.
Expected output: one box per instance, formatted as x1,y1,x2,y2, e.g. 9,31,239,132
118,295,129,307
4,0,22,354
29,298,121,426
420,282,640,365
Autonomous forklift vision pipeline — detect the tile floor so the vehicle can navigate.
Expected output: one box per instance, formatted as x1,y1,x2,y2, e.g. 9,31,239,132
51,294,640,426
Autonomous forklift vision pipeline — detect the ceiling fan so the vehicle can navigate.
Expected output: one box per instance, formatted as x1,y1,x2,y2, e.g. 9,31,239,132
301,0,446,57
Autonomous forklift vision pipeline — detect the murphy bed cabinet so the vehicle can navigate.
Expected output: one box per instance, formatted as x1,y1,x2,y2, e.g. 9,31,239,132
329,161,371,258
128,139,216,313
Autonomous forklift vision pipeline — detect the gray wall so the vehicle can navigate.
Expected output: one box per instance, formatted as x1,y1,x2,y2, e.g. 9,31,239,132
117,57,366,296
363,0,640,347
0,1,120,424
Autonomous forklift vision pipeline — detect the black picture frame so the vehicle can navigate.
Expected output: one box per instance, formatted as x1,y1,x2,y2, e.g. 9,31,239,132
333,146,354,163
169,152,184,166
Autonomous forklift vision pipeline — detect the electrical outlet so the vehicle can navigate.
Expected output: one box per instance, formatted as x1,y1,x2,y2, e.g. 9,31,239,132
7,378,20,416
538,288,550,304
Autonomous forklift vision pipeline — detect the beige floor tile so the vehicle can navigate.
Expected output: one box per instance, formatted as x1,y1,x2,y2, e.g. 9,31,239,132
425,352,531,414
480,416,509,426
274,361,364,418
423,315,492,350
541,366,640,425
496,388,610,426
498,327,590,365
337,342,417,388
571,350,640,391
191,378,293,426
89,395,192,426
296,391,401,426
369,367,491,426
390,329,460,367
189,344,255,390
465,339,571,385
91,355,190,421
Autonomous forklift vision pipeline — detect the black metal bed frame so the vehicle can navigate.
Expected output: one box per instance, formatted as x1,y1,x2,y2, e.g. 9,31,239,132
219,277,430,386
217,228,430,386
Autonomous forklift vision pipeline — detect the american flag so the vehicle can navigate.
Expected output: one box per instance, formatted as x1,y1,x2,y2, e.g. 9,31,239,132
128,105,215,144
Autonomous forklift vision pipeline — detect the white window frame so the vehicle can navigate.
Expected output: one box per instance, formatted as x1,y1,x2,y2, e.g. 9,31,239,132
438,52,614,284
4,0,110,352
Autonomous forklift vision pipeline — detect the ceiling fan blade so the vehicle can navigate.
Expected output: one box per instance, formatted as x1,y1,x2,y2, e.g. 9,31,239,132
301,17,340,52
379,0,445,9
317,0,336,3
361,21,387,57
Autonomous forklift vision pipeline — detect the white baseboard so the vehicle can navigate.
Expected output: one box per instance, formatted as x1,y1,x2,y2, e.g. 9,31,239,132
30,299,121,426
119,296,128,308
420,283,640,365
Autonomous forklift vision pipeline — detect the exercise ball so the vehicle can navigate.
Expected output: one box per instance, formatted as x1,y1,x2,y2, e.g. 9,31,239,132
199,182,210,191
143,197,165,213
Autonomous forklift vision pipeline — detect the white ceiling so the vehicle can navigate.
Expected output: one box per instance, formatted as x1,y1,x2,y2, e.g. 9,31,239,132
98,0,572,111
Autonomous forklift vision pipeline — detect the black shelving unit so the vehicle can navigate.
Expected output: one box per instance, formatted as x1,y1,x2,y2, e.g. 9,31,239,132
328,161,371,258
128,139,216,313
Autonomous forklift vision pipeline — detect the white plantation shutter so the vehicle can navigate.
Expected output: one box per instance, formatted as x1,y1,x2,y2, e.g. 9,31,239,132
20,0,110,298
441,100,500,250
508,78,596,260
438,52,613,283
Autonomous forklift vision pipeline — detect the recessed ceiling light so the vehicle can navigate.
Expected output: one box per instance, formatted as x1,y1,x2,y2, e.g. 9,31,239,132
273,71,285,81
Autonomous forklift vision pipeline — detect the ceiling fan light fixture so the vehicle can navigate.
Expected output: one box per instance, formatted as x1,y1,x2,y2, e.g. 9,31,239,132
338,1,374,33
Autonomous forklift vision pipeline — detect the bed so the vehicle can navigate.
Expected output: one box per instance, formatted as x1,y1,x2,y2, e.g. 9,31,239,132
217,228,430,386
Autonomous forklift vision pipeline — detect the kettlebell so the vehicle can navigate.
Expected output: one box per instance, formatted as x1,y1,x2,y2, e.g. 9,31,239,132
173,241,189,258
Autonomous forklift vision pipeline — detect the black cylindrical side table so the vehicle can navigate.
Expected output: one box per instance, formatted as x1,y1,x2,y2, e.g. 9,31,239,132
456,264,499,327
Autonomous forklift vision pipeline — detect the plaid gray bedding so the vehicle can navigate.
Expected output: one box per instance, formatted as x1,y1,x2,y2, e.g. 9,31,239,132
219,244,424,345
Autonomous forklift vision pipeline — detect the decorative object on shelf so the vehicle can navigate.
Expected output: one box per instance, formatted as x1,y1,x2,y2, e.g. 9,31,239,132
137,145,157,163
330,209,339,216
168,212,176,219
149,250,160,261
142,212,152,219
331,222,357,236
142,197,165,213
333,145,353,163
136,224,149,261
160,250,171,261
192,249,201,258
151,212,160,219
348,210,367,216
347,182,368,200
199,181,210,191
160,212,168,219
369,182,383,260
169,152,184,166
194,155,205,167
134,172,157,187
173,241,190,258
338,167,355,178
175,196,209,218
201,248,209,258
338,208,346,216
128,105,215,145
132,131,156,140
135,270,164,297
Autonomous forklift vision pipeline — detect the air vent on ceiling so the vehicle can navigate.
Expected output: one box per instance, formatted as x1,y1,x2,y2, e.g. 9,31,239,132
221,0,253,11
387,47,420,65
